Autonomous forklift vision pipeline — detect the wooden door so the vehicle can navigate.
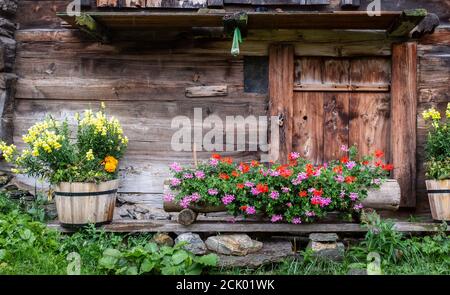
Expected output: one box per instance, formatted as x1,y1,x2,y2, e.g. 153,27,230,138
269,43,417,207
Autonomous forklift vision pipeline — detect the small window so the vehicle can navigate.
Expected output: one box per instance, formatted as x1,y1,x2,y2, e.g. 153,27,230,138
244,56,268,94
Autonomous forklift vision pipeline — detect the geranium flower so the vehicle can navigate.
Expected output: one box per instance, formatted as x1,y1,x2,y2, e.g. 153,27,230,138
208,188,219,195
333,165,343,174
281,187,290,193
237,183,245,189
170,178,181,187
349,192,359,201
270,191,280,200
362,161,369,165
219,173,230,180
251,187,260,196
346,161,356,170
194,170,205,179
305,211,316,217
163,193,174,202
345,176,356,184
298,191,308,197
313,189,323,197
382,164,394,171
245,206,256,215
232,170,240,177
271,215,283,223
256,184,269,193
221,194,235,205
211,154,221,159
292,217,302,224
209,158,219,166
239,163,250,173
375,160,382,167
240,205,248,211
169,162,183,172
353,203,364,211
190,192,201,202
183,173,193,179
340,156,349,164
335,175,345,183
286,202,293,207
221,157,233,164
340,145,349,152
245,181,255,188
251,160,259,167
375,150,384,158
372,178,381,185
289,152,300,160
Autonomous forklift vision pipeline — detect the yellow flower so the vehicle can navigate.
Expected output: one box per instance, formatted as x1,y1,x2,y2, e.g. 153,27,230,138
446,103,450,119
86,149,95,161
422,107,441,121
0,142,16,162
101,102,106,109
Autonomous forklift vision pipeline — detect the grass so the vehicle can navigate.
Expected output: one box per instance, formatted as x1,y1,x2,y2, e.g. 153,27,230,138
0,191,449,275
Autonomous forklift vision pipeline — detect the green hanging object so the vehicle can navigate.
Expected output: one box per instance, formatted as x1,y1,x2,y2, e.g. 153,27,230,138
231,27,242,57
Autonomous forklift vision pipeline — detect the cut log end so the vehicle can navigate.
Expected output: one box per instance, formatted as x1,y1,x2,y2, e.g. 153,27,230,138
178,209,198,226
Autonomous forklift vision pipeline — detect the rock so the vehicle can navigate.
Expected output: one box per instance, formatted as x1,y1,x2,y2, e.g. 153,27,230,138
152,232,174,247
306,240,345,262
217,240,295,268
175,233,207,255
205,234,263,256
309,233,338,242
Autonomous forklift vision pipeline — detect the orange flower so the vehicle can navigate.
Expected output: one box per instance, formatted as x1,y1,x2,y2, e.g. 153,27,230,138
240,205,248,211
232,170,240,177
333,165,343,174
221,157,233,164
298,191,308,197
219,173,230,180
251,160,259,167
375,150,384,158
256,184,269,193
237,183,245,189
362,161,369,166
382,164,394,171
239,163,250,173
103,156,118,173
305,164,315,176
212,154,221,159
345,176,356,184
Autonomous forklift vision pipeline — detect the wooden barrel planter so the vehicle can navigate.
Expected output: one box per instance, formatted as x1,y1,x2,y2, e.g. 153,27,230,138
426,179,450,221
54,179,119,227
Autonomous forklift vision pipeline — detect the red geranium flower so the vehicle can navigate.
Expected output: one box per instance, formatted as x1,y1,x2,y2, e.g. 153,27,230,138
299,191,308,197
256,184,269,193
375,160,382,167
345,176,356,184
340,156,349,164
212,154,221,159
382,164,394,171
311,198,321,205
375,150,384,158
219,173,230,180
333,165,343,174
221,157,233,164
240,205,248,211
313,189,323,197
239,163,250,173
362,161,369,166
305,164,315,176
231,170,240,177
237,183,245,189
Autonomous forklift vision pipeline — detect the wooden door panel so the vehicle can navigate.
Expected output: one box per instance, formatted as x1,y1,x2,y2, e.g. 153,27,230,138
324,92,350,162
292,92,324,164
349,92,391,162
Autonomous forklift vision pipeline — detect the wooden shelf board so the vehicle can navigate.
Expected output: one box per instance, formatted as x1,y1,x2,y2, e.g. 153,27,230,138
57,11,415,31
47,220,447,234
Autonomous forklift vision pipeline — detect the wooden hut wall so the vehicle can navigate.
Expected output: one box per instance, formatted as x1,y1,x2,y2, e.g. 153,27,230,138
10,0,450,213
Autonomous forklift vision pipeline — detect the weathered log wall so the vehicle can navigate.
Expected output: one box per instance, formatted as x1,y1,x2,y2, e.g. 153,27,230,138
0,0,17,144
6,0,450,215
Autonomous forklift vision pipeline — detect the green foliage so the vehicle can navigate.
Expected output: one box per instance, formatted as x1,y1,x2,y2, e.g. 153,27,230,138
422,104,450,180
98,242,217,275
0,104,128,184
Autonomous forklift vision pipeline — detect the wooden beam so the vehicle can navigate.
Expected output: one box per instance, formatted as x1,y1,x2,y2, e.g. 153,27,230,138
208,0,224,7
294,83,390,92
388,9,428,38
340,0,360,9
185,85,228,98
269,44,294,164
391,42,417,208
47,220,449,234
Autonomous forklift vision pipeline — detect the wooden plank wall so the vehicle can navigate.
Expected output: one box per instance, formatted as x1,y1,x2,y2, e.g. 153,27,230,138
10,0,450,213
